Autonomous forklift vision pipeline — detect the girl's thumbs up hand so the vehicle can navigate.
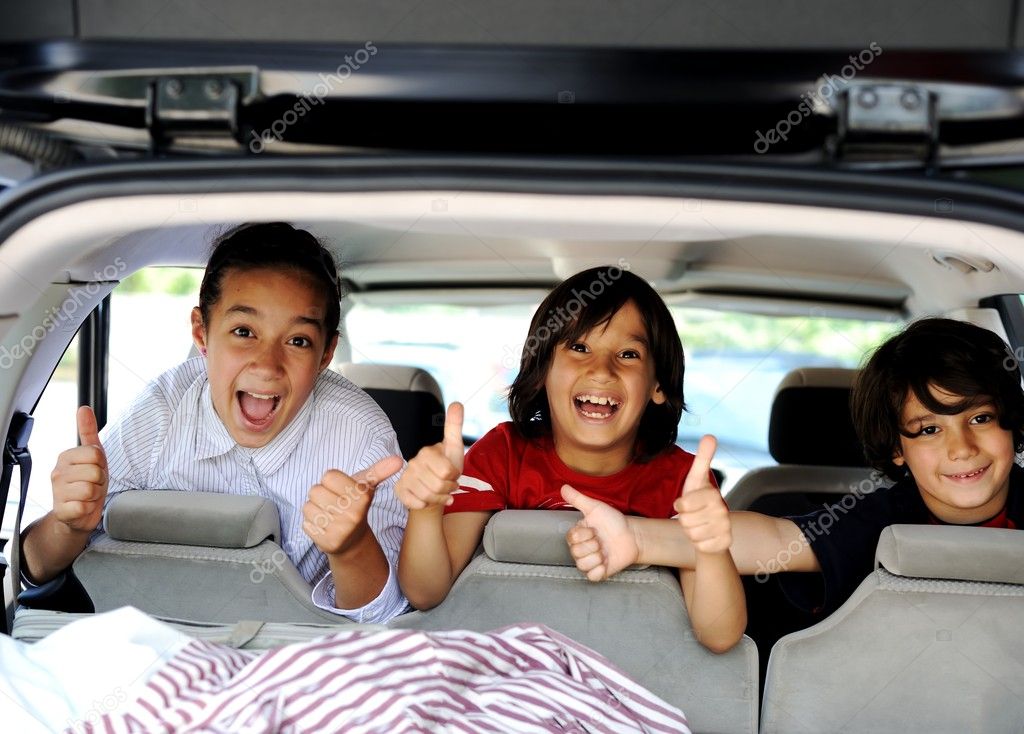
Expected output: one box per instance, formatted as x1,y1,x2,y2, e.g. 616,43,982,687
50,406,109,533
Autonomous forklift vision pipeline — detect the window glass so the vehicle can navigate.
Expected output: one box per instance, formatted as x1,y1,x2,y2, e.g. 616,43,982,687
672,308,900,490
107,268,203,420
347,300,900,493
342,303,534,440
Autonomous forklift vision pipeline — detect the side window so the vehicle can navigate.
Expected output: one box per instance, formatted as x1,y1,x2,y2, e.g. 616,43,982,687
342,301,536,439
343,298,898,493
673,308,900,490
107,268,203,421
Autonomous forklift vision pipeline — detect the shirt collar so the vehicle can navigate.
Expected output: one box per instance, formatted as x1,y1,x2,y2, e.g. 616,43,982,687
193,377,317,477
195,382,236,461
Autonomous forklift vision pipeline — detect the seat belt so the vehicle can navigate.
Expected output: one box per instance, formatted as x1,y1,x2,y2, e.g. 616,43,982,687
1,412,33,635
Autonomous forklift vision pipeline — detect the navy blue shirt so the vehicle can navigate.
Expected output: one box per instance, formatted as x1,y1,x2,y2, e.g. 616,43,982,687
781,464,1024,616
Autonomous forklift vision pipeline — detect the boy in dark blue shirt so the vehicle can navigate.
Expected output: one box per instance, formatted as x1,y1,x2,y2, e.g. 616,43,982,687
562,318,1024,625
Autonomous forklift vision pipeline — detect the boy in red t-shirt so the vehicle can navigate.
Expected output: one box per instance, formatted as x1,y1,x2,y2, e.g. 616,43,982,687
395,265,746,653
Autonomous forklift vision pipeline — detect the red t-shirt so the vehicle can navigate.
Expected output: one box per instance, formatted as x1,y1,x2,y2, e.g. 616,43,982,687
445,422,710,518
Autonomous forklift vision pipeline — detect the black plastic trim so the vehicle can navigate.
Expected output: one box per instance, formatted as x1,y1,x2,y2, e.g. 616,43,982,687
981,294,1024,353
76,294,109,432
3,156,1024,254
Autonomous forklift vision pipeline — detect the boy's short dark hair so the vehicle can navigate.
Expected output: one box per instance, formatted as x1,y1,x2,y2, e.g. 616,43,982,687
199,222,342,340
852,317,1024,480
507,265,685,461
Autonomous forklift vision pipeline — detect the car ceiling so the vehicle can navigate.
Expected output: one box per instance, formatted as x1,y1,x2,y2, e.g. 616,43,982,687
1,190,1022,321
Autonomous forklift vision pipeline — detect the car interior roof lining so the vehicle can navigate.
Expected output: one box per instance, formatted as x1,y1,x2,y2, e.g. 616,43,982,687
0,191,1020,321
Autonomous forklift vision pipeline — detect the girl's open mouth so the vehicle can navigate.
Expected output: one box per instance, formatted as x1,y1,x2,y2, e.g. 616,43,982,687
574,393,621,420
237,390,281,429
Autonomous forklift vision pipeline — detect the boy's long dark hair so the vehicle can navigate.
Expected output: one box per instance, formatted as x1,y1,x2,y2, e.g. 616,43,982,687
853,317,1024,480
508,265,685,462
199,222,342,340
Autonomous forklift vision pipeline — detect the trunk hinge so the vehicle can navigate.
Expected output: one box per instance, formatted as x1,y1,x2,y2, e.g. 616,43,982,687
145,69,258,151
832,83,939,167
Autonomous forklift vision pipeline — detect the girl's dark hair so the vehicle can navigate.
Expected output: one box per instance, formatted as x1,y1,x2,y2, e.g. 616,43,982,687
508,265,685,461
852,317,1024,480
198,222,342,339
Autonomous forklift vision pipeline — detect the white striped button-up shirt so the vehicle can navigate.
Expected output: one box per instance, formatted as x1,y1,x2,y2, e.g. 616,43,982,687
99,357,409,623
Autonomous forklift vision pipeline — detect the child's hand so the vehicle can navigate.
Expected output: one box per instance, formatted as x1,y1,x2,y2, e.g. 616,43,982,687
674,435,732,555
394,402,465,511
561,485,640,581
304,455,402,556
50,406,109,534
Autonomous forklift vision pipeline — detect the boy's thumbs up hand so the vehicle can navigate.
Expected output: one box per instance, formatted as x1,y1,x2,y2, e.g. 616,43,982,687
674,435,732,554
561,484,640,582
395,402,466,511
50,406,109,533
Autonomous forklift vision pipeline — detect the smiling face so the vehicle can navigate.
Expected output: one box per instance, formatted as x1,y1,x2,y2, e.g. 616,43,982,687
543,300,665,475
192,267,338,448
894,386,1014,524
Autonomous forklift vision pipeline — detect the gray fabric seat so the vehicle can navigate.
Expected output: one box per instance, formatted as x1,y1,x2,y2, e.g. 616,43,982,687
337,362,445,460
16,497,760,730
70,490,348,624
760,524,1024,733
728,367,882,514
392,510,760,734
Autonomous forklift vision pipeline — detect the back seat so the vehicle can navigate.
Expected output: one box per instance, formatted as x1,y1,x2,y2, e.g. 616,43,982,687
337,362,445,459
16,495,760,733
393,510,760,734
69,491,347,624
728,367,882,515
761,525,1024,733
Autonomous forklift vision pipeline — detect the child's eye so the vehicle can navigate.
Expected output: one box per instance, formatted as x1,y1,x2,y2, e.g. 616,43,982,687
568,342,589,353
231,326,253,338
920,425,940,436
289,336,313,348
619,349,641,359
971,413,995,425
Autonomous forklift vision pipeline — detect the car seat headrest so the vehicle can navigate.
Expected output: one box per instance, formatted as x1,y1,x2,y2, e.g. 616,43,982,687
106,490,281,548
337,362,444,404
875,524,1024,585
337,362,445,460
768,367,866,467
482,510,582,566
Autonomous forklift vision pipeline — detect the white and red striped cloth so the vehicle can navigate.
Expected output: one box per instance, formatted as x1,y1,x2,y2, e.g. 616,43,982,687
74,624,690,733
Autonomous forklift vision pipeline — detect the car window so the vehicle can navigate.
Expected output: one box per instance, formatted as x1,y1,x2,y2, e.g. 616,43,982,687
346,299,900,492
341,302,534,441
672,307,900,490
106,268,203,420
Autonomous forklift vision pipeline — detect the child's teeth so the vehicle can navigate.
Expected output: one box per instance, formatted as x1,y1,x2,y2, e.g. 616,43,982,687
578,394,620,406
